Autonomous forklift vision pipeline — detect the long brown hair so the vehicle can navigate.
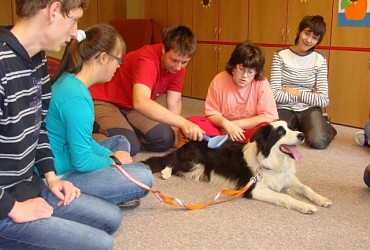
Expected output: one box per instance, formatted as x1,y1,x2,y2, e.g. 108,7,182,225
52,23,125,83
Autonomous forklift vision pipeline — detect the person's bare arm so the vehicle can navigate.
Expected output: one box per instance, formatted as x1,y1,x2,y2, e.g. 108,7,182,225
208,115,274,142
166,90,182,115
132,84,203,140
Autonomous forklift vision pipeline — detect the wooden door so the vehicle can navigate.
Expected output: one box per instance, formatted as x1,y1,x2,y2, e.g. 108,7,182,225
79,0,98,29
182,60,193,97
260,46,278,81
97,0,123,23
249,0,287,44
327,51,370,127
192,0,219,41
218,0,248,43
287,0,333,47
167,0,193,29
0,0,13,25
217,45,235,73
144,0,168,33
191,44,218,99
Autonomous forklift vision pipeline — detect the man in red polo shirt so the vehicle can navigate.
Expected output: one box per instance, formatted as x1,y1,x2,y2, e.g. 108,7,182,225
89,25,203,156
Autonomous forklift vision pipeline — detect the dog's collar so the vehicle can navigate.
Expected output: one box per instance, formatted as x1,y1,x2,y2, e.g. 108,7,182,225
255,167,262,182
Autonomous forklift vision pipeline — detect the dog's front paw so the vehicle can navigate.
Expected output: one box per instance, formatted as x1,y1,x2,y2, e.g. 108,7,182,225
297,204,318,214
312,194,332,207
317,197,332,208
161,167,172,180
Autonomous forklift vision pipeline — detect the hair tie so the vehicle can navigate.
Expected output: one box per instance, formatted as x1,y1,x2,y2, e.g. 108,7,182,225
76,30,86,42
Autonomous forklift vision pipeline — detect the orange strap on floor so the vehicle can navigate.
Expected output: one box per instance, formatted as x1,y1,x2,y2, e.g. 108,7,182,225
114,164,257,210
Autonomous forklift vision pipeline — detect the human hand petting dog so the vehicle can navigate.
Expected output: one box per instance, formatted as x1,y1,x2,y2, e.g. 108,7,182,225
180,120,204,141
223,120,245,142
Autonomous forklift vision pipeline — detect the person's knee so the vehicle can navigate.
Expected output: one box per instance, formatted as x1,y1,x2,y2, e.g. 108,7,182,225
90,233,114,250
138,163,154,188
306,132,333,149
143,124,175,152
364,164,370,188
107,128,140,156
102,204,122,235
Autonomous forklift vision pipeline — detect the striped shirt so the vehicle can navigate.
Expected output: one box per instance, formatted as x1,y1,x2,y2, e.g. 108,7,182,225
0,26,55,219
269,48,329,112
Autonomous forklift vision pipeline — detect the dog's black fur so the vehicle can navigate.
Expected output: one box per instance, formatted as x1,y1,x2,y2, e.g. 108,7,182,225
143,121,332,214
145,139,256,197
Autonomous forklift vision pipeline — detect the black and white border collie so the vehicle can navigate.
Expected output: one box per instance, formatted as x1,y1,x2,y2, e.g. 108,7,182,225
143,121,332,214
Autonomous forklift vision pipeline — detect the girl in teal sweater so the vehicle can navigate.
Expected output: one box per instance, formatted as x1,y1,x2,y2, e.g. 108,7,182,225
47,24,152,208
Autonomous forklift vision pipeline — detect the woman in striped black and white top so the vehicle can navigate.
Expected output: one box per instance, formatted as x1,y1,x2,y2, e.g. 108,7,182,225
270,15,337,149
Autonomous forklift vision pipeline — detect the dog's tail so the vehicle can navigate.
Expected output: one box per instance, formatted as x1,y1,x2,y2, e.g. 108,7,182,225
142,151,177,173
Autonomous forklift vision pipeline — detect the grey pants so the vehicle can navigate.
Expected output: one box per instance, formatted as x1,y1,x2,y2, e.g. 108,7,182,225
278,107,337,149
93,100,174,156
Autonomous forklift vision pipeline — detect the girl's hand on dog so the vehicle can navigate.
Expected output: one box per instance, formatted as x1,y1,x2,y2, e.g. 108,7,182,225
223,121,245,142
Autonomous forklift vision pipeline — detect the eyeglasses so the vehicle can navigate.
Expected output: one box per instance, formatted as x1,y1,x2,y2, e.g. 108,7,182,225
95,51,123,65
236,65,256,76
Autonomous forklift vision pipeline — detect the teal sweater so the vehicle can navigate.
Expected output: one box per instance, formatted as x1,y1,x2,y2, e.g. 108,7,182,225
46,73,113,175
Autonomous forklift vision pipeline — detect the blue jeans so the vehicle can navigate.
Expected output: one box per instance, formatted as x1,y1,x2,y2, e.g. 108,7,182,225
0,185,122,249
61,135,153,204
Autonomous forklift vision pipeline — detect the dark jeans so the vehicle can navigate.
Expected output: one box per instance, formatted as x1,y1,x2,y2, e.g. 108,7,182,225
278,107,337,149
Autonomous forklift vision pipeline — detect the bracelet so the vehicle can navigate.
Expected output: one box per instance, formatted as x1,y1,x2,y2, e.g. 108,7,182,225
109,155,122,165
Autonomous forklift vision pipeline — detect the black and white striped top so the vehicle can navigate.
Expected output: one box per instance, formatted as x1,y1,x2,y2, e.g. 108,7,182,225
0,27,55,219
270,48,329,112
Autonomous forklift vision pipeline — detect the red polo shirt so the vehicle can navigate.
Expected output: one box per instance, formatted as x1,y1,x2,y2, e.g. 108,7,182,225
89,44,185,110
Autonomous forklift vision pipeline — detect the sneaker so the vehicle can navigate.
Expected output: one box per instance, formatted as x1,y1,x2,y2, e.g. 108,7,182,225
323,113,330,123
355,131,370,147
118,199,141,210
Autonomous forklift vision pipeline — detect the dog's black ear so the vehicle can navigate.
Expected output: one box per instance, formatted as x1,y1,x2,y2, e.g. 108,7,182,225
250,124,270,143
250,125,272,156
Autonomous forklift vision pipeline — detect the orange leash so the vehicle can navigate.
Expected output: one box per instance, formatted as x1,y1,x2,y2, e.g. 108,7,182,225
114,164,259,210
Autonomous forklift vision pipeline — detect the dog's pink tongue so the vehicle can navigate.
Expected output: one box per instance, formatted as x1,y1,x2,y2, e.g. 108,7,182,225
283,145,303,162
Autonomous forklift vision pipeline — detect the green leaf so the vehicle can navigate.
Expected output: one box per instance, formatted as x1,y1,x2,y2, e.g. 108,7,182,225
341,0,352,9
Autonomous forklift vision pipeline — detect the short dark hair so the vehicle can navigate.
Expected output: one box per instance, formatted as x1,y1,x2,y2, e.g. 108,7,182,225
162,25,196,57
225,41,265,80
295,15,326,49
